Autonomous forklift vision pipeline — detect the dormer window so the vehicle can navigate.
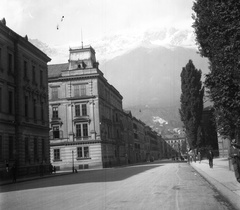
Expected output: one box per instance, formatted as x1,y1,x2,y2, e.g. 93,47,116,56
77,61,86,69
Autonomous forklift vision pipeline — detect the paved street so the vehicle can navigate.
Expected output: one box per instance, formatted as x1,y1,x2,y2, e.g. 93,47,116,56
0,161,235,210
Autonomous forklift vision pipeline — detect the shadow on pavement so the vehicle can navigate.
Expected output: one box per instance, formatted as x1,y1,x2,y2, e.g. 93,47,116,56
0,164,164,193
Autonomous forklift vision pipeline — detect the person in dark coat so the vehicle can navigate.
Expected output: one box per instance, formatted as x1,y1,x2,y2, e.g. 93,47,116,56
49,164,53,174
12,164,17,183
207,150,214,168
230,139,240,183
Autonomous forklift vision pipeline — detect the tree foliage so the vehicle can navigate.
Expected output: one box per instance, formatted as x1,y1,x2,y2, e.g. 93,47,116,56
179,60,204,149
192,0,240,139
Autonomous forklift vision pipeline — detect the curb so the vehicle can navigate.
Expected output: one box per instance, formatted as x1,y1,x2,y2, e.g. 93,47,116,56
191,164,240,210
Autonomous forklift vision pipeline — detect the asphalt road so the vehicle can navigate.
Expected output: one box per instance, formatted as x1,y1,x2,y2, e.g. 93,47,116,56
0,161,235,210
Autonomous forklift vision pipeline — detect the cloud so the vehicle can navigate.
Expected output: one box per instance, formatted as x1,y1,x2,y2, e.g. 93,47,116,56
1,0,194,46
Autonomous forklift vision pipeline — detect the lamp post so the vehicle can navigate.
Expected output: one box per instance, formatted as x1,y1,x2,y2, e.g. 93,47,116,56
72,150,74,173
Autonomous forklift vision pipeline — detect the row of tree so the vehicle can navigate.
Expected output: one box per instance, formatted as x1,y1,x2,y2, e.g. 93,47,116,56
179,0,240,149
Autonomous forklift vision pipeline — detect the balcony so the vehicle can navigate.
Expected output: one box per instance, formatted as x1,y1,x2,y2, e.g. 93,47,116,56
50,117,62,125
73,115,90,123
50,130,63,140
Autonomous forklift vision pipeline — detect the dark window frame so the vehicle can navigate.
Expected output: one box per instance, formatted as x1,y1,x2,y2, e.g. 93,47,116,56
54,149,60,160
52,106,58,119
53,126,60,139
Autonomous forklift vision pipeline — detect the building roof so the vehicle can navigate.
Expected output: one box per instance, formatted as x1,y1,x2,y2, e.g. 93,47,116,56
48,63,68,78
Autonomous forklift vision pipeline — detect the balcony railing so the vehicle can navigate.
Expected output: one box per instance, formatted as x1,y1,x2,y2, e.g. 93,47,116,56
49,130,63,140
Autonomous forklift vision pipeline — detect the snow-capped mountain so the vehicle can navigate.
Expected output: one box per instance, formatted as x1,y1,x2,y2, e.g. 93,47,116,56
29,27,197,64
152,116,168,126
84,27,196,63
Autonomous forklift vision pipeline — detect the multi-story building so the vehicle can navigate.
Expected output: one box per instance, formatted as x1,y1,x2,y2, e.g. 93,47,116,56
122,110,134,164
164,136,187,159
48,45,124,171
0,18,51,178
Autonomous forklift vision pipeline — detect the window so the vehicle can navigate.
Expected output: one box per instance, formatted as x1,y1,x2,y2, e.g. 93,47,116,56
77,147,89,158
40,70,43,86
24,96,28,117
42,139,45,159
54,149,60,160
76,124,81,137
9,136,13,160
133,123,137,129
53,126,60,139
74,84,86,97
75,105,80,116
52,107,58,118
32,65,36,83
0,48,2,70
80,85,86,96
24,61,28,78
8,91,13,114
41,102,44,121
33,99,37,120
75,104,87,116
83,124,88,136
0,87,2,112
108,125,111,138
82,104,87,115
52,87,58,100
76,123,88,138
74,85,79,97
0,135,3,160
8,53,12,73
34,138,38,162
117,130,119,138
25,137,29,162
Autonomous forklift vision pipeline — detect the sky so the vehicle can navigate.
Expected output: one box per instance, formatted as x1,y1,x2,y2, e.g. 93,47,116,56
1,0,195,47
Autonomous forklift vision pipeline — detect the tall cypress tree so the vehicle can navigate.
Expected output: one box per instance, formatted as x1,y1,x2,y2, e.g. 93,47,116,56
192,0,240,139
179,60,204,149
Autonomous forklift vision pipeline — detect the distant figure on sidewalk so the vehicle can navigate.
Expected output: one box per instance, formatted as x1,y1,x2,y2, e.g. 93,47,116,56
5,160,9,172
207,150,214,168
230,139,240,183
198,151,202,163
11,163,17,183
40,162,44,176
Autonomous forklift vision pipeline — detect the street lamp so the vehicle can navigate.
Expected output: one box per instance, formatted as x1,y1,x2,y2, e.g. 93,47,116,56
72,150,74,173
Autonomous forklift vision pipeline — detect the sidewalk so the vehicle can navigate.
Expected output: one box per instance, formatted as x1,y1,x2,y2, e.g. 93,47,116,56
0,171,73,186
190,157,240,210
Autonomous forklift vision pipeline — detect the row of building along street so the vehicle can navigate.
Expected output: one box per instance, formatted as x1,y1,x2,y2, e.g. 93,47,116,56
0,18,186,179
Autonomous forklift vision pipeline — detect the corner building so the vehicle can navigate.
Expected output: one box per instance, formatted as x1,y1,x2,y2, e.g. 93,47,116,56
0,19,51,178
48,46,124,170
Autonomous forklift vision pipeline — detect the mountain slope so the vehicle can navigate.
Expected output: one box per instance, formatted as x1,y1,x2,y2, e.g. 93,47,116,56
100,45,209,107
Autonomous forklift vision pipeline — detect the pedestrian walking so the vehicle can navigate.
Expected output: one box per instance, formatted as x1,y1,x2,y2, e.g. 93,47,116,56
207,149,214,168
49,163,53,174
198,151,201,163
11,163,17,183
230,139,240,183
5,160,9,172
40,162,44,176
